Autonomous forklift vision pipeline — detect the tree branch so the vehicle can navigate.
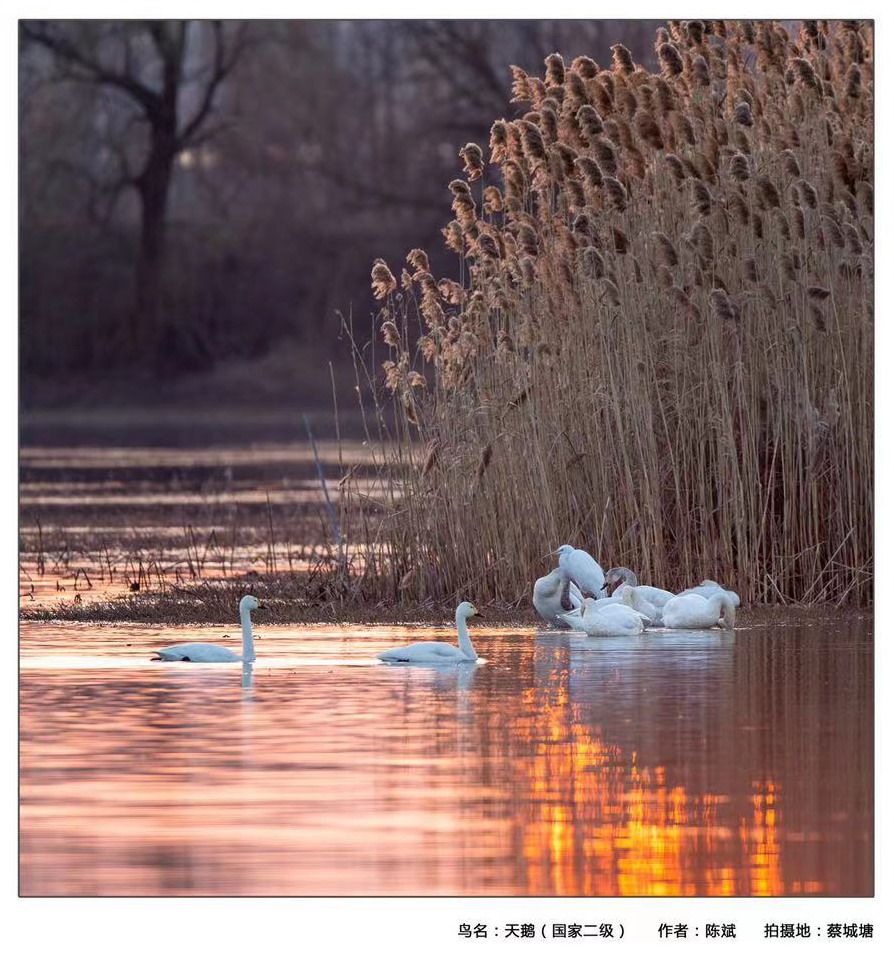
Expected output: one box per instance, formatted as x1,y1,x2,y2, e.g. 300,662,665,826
21,20,162,118
177,22,248,148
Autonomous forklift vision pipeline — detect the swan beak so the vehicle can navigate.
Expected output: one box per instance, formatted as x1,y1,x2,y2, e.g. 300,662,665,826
257,603,267,610
474,611,483,618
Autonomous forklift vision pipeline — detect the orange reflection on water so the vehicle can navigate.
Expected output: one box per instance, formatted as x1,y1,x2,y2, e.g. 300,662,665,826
20,622,872,896
508,655,786,897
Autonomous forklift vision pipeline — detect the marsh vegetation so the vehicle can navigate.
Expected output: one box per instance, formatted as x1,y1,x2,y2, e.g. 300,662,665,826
359,20,873,609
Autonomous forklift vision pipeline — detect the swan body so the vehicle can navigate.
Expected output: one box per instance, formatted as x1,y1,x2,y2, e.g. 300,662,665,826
555,544,606,598
154,595,260,662
678,579,741,607
378,601,481,663
604,567,675,609
557,593,621,622
634,585,676,608
560,600,646,637
662,592,736,630
616,584,663,625
533,569,583,627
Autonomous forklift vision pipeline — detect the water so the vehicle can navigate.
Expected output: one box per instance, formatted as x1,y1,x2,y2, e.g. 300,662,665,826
20,619,872,896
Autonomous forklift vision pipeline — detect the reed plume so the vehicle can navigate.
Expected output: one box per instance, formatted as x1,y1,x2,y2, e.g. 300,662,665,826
358,20,873,609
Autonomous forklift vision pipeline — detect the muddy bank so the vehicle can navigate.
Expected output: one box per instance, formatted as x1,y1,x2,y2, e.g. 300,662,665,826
20,574,872,628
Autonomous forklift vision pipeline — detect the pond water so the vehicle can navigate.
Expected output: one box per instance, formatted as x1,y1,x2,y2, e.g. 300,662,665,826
20,618,872,896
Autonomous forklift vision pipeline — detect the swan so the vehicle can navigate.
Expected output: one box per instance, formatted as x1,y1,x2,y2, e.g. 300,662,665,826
153,595,260,662
615,584,662,625
605,567,676,608
554,544,607,598
662,591,736,630
560,599,647,637
678,579,741,607
378,601,481,663
605,566,638,590
532,568,583,627
558,592,621,623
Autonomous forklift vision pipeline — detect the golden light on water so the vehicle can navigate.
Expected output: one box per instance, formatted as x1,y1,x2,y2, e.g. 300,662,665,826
20,622,871,896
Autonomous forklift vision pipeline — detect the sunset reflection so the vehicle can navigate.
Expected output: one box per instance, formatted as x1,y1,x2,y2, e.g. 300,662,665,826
507,652,787,896
20,621,871,896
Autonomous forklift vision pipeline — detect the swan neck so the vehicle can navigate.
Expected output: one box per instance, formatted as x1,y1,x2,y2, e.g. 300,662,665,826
709,592,735,628
456,612,477,660
240,607,256,662
559,574,571,609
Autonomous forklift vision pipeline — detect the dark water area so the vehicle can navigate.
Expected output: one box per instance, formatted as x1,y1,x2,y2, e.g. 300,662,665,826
20,619,872,896
20,406,360,449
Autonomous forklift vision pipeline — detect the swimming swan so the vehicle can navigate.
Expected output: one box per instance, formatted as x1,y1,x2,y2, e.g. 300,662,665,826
662,591,736,630
378,601,481,663
560,599,646,637
554,544,607,598
533,568,583,627
153,595,260,662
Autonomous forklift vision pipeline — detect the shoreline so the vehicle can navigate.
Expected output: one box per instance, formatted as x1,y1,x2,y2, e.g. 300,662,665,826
20,597,872,629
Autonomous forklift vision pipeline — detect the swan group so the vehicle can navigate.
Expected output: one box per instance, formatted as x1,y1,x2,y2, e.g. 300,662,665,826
148,548,737,678
534,546,739,634
150,594,485,673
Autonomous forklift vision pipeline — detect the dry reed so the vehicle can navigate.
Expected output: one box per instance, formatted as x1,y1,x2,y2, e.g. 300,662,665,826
353,20,873,607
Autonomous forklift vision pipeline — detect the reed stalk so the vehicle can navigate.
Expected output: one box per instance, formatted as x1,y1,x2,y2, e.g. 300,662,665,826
350,20,873,607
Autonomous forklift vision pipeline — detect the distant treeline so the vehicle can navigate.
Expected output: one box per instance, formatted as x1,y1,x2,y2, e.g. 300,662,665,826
19,19,660,383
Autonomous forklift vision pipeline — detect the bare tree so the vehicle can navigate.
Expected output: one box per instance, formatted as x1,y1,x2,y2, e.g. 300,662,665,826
21,20,251,353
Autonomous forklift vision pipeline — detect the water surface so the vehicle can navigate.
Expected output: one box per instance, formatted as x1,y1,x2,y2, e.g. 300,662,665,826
20,619,872,896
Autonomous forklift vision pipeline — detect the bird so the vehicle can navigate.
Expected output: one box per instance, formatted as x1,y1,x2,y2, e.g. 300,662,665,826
615,584,663,625
532,568,583,627
604,566,638,590
153,595,260,662
661,591,736,630
604,567,676,609
678,579,741,607
557,592,623,625
554,544,607,597
560,599,647,636
378,601,482,663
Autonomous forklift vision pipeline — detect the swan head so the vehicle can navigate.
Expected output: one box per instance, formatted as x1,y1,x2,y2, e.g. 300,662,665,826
720,599,736,630
554,544,574,560
457,601,481,620
240,595,261,614
605,567,638,592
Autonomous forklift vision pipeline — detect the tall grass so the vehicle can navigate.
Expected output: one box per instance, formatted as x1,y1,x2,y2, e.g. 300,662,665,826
351,20,873,607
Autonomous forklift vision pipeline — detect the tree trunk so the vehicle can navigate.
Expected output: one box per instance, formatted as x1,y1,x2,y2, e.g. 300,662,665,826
134,136,175,356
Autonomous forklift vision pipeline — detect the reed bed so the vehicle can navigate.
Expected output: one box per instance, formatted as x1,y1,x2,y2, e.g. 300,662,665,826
352,20,873,607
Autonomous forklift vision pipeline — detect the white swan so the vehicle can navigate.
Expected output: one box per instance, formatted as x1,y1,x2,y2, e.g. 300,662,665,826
533,568,583,627
554,544,607,597
615,584,662,625
678,579,741,607
662,591,736,630
560,599,646,636
378,601,481,663
153,595,260,662
605,567,675,609
558,592,619,623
